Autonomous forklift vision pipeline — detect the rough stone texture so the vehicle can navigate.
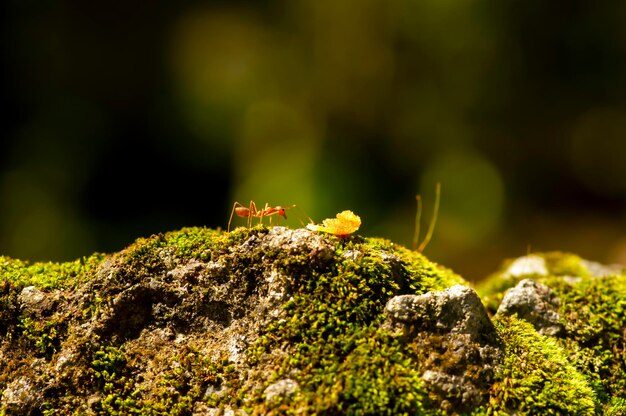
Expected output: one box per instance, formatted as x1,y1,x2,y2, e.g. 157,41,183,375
384,286,501,414
192,404,248,416
0,377,42,414
0,227,341,415
384,285,498,345
18,285,59,317
17,286,45,309
421,370,482,409
2,230,624,415
496,279,563,336
263,378,299,402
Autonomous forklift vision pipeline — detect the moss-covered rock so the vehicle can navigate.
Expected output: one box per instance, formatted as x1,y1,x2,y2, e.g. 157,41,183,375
478,251,626,415
0,229,624,415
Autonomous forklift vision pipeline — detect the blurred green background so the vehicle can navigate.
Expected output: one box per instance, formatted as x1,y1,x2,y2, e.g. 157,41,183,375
2,0,626,281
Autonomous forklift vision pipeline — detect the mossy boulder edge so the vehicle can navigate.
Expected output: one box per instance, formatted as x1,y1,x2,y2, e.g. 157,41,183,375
0,226,624,415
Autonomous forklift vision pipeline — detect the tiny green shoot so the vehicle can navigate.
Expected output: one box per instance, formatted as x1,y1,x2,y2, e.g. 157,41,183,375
413,182,441,253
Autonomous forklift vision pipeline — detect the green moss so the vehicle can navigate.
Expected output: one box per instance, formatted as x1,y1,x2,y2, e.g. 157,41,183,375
17,316,60,359
551,274,626,411
86,343,235,416
478,251,593,314
0,253,105,290
4,230,623,415
141,348,230,415
0,255,104,362
313,330,430,415
605,397,626,416
543,252,590,277
478,251,626,414
89,345,143,415
124,226,249,265
0,280,20,335
240,234,463,415
479,315,596,415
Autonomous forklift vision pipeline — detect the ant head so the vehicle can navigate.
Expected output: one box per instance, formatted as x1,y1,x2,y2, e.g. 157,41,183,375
277,206,287,219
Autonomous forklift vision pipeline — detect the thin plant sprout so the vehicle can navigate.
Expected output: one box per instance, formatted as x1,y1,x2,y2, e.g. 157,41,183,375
413,182,441,253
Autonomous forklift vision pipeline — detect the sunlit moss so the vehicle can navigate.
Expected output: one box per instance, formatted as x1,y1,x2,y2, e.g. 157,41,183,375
241,234,462,415
0,253,105,290
542,252,591,278
116,229,465,414
2,233,624,414
478,251,626,414
554,274,626,413
479,316,596,415
477,251,588,314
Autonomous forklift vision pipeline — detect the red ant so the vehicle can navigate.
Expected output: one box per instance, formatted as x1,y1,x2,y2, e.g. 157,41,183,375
228,201,295,232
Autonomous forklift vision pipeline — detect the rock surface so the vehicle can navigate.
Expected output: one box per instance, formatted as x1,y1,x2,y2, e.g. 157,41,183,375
384,285,498,344
384,286,500,413
0,228,624,415
496,279,563,336
503,254,548,277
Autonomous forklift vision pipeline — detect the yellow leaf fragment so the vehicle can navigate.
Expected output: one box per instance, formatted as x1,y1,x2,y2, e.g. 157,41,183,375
307,210,361,236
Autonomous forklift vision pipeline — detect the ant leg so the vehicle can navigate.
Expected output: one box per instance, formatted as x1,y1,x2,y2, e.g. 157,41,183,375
269,204,278,226
260,202,269,226
276,207,285,226
247,201,257,228
228,202,241,232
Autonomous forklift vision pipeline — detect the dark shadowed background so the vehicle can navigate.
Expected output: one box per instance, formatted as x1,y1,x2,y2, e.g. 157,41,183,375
2,0,626,281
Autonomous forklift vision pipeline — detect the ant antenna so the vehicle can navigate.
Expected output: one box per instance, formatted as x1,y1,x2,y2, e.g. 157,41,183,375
413,182,441,253
293,205,315,226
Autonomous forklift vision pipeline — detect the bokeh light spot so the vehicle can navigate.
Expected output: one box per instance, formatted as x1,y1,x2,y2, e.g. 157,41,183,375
169,7,271,146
